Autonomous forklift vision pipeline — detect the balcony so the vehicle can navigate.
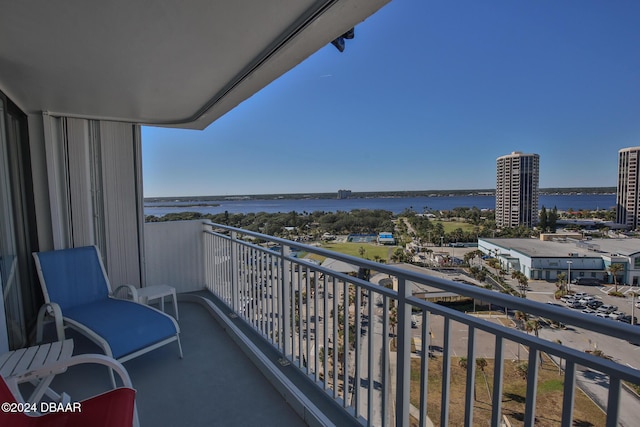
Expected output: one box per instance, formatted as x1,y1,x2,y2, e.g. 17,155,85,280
34,220,640,426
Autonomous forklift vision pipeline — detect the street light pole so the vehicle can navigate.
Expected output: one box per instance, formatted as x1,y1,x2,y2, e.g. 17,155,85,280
567,261,573,293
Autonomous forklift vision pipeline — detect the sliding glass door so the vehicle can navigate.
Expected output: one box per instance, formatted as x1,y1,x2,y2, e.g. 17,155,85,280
0,93,38,351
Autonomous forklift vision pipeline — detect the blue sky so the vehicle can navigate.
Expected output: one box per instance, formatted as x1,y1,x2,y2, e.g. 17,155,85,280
142,0,640,197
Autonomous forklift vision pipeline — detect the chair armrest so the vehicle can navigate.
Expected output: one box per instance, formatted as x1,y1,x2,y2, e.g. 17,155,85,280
112,285,139,301
36,303,64,343
17,353,134,389
12,353,139,427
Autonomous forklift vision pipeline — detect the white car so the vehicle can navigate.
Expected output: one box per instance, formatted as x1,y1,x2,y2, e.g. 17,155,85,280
597,304,618,314
579,296,595,304
574,292,589,299
608,311,625,320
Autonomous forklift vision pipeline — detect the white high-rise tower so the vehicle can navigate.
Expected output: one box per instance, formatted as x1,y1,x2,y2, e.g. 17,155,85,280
616,146,640,229
495,152,540,228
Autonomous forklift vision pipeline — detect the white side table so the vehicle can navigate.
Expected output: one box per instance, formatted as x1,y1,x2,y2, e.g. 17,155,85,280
137,285,179,320
0,339,74,403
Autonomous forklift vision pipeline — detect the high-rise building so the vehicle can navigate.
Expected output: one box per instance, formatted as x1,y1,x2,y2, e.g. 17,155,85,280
337,189,352,199
495,151,540,228
616,146,640,229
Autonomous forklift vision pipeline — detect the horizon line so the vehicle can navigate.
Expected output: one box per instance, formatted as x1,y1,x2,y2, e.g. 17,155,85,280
144,186,617,200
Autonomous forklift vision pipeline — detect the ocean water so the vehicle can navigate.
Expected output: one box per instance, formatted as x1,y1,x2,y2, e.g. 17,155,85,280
144,193,616,217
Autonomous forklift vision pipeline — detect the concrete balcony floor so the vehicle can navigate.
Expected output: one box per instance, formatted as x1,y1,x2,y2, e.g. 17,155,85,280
31,296,312,427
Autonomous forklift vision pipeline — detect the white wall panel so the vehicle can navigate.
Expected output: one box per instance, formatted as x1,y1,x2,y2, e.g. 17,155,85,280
42,114,71,249
42,116,144,288
66,118,95,247
144,221,205,294
99,121,143,288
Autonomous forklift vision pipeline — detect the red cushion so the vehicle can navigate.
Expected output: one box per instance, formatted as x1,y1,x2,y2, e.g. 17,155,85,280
0,376,135,427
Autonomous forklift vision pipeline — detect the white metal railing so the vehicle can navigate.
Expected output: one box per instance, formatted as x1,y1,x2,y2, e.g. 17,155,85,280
200,221,640,427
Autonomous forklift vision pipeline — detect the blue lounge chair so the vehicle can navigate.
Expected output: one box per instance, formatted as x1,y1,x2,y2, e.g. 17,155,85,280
32,246,183,365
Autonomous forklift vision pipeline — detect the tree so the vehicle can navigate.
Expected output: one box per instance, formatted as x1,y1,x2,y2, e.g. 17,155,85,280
458,357,468,369
476,357,487,372
548,206,558,231
514,310,529,329
539,206,548,232
358,246,366,258
389,306,398,347
556,272,567,292
515,272,528,297
525,319,541,337
391,247,409,263
516,362,528,380
608,263,624,292
476,357,491,403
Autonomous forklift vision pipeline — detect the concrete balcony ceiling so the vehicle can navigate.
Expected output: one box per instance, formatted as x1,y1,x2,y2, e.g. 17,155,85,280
0,0,388,129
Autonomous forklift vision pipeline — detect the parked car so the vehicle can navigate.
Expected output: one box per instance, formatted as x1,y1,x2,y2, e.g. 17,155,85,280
586,300,603,309
618,314,637,324
596,311,611,319
581,308,596,315
579,296,595,304
608,311,625,320
574,292,589,299
596,304,618,314
560,295,573,303
567,300,585,309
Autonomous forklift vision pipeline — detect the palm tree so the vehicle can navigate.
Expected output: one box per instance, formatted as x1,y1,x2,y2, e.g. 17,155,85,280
458,357,468,369
525,319,541,337
514,310,529,330
517,273,529,298
608,263,624,292
476,358,491,403
556,272,567,294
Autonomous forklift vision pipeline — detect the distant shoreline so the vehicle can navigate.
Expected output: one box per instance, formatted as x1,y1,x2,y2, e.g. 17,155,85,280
144,187,616,204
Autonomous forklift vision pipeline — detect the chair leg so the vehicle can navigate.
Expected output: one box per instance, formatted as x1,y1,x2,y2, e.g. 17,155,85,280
177,335,183,359
172,291,179,320
133,402,140,427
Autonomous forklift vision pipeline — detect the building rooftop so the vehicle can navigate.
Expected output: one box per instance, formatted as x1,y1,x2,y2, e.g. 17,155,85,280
480,237,640,258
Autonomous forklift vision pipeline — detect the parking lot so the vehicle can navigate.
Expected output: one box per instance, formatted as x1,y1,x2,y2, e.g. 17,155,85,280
523,280,640,324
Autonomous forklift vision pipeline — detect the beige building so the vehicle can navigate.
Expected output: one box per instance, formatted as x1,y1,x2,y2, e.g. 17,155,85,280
616,146,640,229
495,151,540,228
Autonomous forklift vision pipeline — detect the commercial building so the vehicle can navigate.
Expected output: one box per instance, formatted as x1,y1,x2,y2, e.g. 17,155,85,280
337,189,352,199
495,151,540,228
377,231,396,245
616,146,640,230
478,237,639,285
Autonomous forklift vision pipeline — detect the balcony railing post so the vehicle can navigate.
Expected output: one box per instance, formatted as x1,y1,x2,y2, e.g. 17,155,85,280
282,244,292,359
396,277,412,427
230,231,239,313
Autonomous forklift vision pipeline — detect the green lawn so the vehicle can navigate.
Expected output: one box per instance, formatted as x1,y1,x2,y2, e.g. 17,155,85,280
313,242,397,263
434,221,476,233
